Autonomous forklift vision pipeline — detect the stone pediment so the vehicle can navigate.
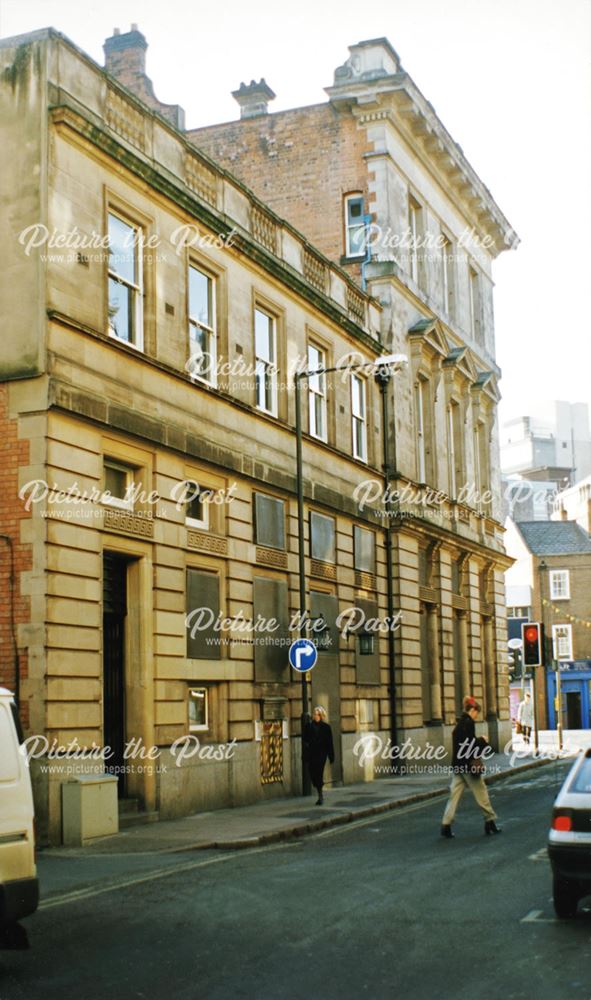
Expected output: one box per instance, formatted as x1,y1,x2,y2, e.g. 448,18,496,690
443,346,479,386
472,370,500,403
408,318,449,359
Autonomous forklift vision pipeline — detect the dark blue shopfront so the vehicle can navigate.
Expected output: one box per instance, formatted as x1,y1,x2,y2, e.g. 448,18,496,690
547,662,591,730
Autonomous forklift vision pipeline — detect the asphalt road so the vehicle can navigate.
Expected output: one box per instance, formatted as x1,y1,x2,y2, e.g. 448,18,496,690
1,761,590,1000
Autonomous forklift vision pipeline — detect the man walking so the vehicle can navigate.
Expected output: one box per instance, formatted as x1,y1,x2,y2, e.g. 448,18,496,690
440,695,502,838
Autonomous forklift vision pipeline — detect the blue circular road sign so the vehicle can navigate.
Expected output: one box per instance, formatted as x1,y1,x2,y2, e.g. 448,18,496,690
288,638,318,673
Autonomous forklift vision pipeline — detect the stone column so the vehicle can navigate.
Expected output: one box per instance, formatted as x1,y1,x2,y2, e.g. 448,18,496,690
458,613,470,700
427,604,442,720
483,617,497,717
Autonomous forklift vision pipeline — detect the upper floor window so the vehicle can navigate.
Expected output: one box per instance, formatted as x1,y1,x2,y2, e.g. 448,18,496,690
441,233,455,318
415,379,426,483
344,194,366,259
447,401,463,499
103,459,135,511
188,265,216,385
255,308,277,416
552,624,573,661
408,196,423,285
310,511,336,563
507,606,531,619
308,344,327,441
254,493,286,550
469,265,482,343
550,570,570,601
108,212,143,349
351,374,367,462
188,688,209,732
354,526,376,574
184,480,209,530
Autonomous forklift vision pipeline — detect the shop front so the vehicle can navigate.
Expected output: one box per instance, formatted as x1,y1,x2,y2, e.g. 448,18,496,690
547,662,591,731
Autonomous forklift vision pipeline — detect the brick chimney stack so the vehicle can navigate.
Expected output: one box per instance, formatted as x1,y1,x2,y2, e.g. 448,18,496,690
103,25,185,130
232,79,276,119
104,25,148,86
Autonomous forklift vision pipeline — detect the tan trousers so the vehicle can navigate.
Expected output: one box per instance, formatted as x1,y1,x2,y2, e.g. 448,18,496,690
442,772,497,826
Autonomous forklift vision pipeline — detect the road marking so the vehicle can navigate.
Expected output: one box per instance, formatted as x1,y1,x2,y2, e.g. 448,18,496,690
520,909,556,924
311,797,441,840
39,841,303,910
528,847,548,862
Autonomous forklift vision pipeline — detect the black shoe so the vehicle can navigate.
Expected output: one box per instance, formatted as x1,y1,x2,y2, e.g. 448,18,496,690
441,825,454,839
315,794,324,805
484,820,502,835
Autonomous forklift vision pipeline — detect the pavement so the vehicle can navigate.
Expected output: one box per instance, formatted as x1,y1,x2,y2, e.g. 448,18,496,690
40,734,583,858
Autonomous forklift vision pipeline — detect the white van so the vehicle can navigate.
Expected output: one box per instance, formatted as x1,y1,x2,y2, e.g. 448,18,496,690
0,687,39,928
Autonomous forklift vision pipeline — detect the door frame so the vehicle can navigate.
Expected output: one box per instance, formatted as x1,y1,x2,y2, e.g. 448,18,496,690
102,536,155,810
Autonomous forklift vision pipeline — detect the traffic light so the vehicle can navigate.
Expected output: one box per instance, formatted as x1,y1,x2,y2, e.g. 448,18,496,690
521,622,543,667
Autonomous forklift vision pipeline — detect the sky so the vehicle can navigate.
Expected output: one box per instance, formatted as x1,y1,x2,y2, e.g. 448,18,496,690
1,0,590,426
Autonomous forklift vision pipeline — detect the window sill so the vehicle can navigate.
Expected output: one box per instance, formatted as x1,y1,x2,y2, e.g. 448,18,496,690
108,331,144,352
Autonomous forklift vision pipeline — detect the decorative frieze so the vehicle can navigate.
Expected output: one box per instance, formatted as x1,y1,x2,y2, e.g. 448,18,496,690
256,546,288,569
102,508,154,538
310,559,337,581
106,88,146,151
451,593,468,612
346,285,365,325
303,247,328,294
185,153,218,207
355,570,377,591
251,204,278,254
419,585,438,605
187,530,228,555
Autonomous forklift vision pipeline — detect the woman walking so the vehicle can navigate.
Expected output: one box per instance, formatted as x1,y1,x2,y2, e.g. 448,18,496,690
517,691,534,744
304,706,335,805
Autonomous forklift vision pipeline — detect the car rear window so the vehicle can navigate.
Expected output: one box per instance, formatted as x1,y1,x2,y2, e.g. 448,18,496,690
0,702,20,782
570,755,591,793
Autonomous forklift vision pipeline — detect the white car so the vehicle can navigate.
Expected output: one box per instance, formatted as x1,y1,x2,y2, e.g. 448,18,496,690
0,687,39,940
548,748,591,918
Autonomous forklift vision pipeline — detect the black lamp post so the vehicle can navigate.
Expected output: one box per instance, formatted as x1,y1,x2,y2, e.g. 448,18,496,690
374,364,400,755
294,354,406,795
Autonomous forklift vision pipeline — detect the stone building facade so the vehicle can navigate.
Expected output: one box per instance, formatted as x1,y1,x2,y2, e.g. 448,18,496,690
0,28,517,842
188,40,519,744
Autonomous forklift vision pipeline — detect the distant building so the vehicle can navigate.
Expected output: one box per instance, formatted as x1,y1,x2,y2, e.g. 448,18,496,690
501,401,591,485
502,474,559,523
505,518,591,730
553,475,591,534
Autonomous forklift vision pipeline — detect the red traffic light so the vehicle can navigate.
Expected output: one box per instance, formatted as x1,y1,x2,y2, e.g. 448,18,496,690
521,621,543,667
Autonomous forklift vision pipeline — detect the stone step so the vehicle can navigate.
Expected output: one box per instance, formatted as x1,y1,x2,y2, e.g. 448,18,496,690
119,810,160,830
118,797,140,815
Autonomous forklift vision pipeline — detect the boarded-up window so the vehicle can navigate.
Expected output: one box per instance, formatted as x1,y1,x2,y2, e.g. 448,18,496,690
354,526,375,574
254,493,285,550
310,511,336,563
186,569,221,660
253,577,290,681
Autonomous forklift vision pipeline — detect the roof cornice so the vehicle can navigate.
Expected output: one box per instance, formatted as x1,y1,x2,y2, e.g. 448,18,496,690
327,71,519,258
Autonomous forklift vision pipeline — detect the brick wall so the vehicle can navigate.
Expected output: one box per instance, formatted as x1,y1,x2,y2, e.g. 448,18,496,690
188,105,370,279
104,28,184,129
0,385,32,725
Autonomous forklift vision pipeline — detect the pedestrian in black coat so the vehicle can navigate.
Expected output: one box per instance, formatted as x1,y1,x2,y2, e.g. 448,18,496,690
440,695,502,838
304,706,335,805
